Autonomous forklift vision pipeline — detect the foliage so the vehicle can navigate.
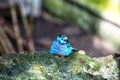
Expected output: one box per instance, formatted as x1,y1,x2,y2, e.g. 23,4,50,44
42,0,110,33
74,0,109,11
42,0,98,33
0,51,119,80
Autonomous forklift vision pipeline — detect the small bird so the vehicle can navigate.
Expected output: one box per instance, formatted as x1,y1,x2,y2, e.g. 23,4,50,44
50,34,77,57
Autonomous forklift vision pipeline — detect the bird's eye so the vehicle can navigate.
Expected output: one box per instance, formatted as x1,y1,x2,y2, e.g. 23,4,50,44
64,39,67,41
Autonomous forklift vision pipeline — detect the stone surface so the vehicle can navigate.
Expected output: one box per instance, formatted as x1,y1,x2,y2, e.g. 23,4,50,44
0,51,119,80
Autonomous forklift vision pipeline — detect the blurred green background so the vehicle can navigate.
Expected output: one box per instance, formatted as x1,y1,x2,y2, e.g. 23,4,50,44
0,0,120,57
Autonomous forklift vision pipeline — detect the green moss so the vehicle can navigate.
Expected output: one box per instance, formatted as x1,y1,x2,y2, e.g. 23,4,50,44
0,51,119,80
94,57,119,80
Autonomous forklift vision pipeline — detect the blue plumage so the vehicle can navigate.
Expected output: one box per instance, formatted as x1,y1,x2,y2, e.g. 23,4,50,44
50,34,77,57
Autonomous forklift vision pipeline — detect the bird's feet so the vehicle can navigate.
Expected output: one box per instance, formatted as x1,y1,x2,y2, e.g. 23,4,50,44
56,53,63,57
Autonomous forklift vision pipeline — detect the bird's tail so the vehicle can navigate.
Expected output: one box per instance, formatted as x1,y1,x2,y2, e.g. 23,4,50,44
72,48,78,52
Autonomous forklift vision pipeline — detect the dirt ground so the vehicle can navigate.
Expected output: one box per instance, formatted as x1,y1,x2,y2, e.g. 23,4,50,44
32,17,116,57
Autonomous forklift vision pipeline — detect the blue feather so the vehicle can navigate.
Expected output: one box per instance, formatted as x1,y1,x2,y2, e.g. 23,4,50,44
50,35,77,56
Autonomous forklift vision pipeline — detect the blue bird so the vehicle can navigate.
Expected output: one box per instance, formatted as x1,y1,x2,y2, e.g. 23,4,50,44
50,34,77,57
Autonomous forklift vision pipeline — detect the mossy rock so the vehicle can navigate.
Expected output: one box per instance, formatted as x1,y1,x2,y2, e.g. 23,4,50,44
0,51,119,80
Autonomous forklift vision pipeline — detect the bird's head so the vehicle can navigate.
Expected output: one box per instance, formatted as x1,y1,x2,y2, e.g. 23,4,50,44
56,34,68,44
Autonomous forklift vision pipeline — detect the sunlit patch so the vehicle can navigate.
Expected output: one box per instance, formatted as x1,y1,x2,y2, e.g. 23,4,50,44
99,0,120,50
101,0,120,25
99,21,120,48
28,65,45,79
94,57,119,80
